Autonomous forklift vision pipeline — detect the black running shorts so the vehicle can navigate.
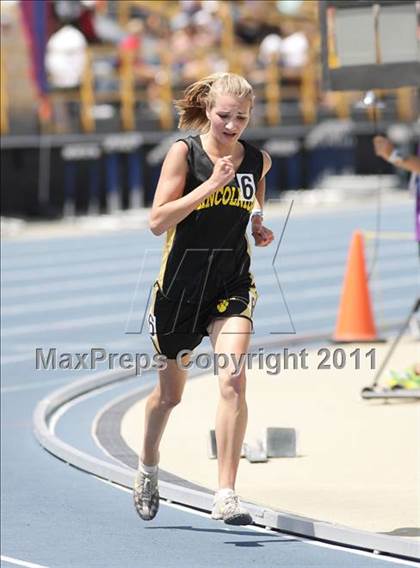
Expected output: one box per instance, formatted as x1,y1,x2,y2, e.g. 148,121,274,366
148,281,258,359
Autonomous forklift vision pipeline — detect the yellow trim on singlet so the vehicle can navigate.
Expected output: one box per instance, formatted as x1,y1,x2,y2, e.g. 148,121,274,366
149,282,162,354
157,226,176,289
244,233,259,318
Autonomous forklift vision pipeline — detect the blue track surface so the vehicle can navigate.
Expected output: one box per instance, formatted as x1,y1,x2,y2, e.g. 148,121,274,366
2,200,419,567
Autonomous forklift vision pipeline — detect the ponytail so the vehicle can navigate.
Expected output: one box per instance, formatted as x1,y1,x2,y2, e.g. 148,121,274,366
174,76,213,131
174,72,254,131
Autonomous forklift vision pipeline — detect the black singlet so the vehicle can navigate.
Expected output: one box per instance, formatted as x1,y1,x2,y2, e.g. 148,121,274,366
156,134,264,305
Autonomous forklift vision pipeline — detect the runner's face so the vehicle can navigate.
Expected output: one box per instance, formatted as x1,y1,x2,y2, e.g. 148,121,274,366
206,94,251,145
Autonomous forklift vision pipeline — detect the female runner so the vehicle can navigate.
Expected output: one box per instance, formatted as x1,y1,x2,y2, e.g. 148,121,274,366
134,72,274,525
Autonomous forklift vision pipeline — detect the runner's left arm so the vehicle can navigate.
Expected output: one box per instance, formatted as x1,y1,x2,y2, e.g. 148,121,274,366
251,151,274,247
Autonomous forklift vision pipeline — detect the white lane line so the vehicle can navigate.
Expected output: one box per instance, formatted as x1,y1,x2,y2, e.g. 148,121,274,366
0,247,146,271
1,337,152,367
0,226,151,257
0,231,340,265
0,555,49,568
2,254,417,300
48,380,132,435
1,256,159,283
97,480,417,566
254,259,419,287
1,240,414,286
4,338,148,355
2,236,416,285
2,273,416,318
2,313,128,337
258,276,417,305
0,200,412,262
1,238,413,280
256,296,413,329
2,272,141,299
1,377,71,394
264,295,415,314
0,353,34,365
1,292,414,339
2,292,130,316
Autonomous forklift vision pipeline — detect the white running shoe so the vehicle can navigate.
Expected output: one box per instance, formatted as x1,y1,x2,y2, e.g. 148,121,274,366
211,491,252,525
133,468,159,521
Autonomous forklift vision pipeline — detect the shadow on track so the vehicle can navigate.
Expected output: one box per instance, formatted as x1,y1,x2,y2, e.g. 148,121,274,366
145,525,298,547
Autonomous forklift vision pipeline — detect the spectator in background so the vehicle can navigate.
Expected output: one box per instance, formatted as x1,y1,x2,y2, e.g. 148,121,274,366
259,21,308,69
133,13,171,117
142,12,170,67
192,9,221,49
0,0,17,31
78,0,99,43
179,0,202,16
279,24,308,68
373,135,420,252
120,18,144,55
235,13,266,46
53,0,83,25
258,29,283,65
170,11,224,86
92,1,126,44
373,134,420,389
45,25,87,131
234,2,279,46
200,0,220,18
276,0,305,16
119,18,159,88
53,0,124,44
170,12,197,67
46,25,87,89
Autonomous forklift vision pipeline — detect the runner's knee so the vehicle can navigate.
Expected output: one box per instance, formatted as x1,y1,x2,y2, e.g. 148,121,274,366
156,392,182,409
219,369,246,400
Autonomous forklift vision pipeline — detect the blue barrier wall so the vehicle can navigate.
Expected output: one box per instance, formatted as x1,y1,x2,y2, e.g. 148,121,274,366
0,129,399,218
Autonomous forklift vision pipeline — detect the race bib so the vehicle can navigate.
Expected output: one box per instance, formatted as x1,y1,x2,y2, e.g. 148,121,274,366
236,173,256,202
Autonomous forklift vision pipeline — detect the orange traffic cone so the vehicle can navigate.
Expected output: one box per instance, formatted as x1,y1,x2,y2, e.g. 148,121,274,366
333,231,381,342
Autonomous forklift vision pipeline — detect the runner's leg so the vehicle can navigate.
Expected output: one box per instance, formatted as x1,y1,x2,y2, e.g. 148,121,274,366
141,356,189,466
208,316,252,489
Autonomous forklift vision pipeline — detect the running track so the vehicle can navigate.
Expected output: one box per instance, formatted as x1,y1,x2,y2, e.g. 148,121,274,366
2,199,419,568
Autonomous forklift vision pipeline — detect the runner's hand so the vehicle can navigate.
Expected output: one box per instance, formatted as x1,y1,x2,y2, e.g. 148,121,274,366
373,136,393,160
209,156,235,188
251,218,274,247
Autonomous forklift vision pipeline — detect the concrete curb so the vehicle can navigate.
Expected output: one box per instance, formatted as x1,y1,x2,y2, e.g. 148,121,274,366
33,367,419,561
33,368,136,486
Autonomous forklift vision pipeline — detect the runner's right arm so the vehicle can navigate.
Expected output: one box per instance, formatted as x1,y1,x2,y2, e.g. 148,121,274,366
149,141,234,235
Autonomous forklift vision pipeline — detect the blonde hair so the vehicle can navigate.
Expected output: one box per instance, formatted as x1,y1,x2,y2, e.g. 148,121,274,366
174,72,254,131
